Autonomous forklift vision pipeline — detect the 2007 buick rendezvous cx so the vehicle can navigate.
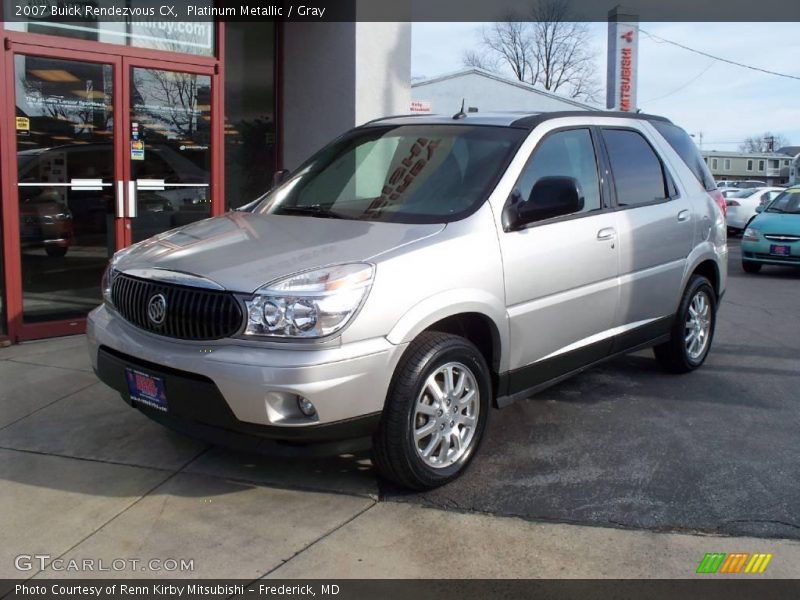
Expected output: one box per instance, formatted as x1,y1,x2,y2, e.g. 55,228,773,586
89,110,727,490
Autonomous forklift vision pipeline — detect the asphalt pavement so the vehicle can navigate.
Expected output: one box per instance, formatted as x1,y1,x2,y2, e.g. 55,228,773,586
385,239,800,540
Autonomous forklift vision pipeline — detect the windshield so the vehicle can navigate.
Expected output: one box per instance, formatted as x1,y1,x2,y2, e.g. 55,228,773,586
732,188,760,198
766,188,800,214
252,125,525,224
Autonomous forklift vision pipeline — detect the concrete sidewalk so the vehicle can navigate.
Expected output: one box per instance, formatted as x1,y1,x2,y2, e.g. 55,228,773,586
1,335,798,582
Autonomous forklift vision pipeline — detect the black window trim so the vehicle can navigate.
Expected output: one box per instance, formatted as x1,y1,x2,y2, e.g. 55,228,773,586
502,125,612,232
597,125,681,212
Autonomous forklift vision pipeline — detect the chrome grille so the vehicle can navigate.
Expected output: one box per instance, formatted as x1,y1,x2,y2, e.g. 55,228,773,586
764,234,800,242
111,273,243,340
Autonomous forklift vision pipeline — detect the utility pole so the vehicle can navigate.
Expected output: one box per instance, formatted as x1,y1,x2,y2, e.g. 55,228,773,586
765,135,775,152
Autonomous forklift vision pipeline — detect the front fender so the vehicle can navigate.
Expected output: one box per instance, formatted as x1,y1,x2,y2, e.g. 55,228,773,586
385,289,510,373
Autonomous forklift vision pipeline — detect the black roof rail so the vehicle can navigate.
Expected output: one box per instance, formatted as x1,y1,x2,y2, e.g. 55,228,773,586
511,110,672,129
360,113,436,126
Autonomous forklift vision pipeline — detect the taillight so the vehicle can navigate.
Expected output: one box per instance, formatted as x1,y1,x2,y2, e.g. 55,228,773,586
710,189,727,217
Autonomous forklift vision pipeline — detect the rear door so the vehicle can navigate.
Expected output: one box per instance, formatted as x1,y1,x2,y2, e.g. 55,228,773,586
599,126,694,349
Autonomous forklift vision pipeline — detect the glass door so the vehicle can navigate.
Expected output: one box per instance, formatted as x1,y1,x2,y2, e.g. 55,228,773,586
13,53,123,326
123,61,213,244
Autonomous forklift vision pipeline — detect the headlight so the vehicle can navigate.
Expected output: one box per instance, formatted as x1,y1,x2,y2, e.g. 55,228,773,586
40,213,71,224
101,246,134,305
243,263,374,339
101,264,117,305
743,227,761,241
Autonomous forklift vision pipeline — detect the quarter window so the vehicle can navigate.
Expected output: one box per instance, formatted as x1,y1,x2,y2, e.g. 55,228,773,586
515,128,602,218
601,129,670,208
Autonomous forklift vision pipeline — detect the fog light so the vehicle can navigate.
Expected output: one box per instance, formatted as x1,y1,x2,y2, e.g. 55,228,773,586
297,396,317,417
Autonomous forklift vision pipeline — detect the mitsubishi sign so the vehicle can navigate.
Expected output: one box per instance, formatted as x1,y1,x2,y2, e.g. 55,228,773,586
606,6,639,112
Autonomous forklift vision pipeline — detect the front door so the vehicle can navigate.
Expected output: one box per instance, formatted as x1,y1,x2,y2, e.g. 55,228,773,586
2,45,219,341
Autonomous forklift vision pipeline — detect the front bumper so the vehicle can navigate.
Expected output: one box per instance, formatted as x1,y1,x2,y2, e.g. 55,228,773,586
741,239,800,267
88,304,408,453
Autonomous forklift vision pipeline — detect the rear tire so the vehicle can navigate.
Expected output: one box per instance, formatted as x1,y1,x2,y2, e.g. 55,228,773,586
372,331,490,491
654,275,716,373
45,246,68,258
742,260,762,274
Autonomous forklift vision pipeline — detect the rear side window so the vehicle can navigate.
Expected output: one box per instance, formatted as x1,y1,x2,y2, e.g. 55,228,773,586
601,129,671,208
652,121,717,192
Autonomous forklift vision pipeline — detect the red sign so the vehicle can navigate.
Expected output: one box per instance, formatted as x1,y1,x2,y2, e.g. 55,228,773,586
619,30,635,112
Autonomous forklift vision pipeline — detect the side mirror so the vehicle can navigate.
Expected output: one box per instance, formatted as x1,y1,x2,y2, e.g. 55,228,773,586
272,169,289,188
755,205,765,213
504,176,584,231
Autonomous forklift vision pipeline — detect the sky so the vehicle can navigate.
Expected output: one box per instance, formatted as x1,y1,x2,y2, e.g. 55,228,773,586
411,22,800,152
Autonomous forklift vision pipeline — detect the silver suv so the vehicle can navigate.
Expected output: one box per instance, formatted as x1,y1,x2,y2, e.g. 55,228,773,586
88,111,727,490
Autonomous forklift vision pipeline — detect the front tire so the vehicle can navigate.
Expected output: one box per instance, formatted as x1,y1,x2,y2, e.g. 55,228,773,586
742,260,762,274
45,245,68,258
372,332,490,491
653,275,716,373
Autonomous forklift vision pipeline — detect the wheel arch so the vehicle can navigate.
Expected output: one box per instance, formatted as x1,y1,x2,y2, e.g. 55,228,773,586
386,291,509,376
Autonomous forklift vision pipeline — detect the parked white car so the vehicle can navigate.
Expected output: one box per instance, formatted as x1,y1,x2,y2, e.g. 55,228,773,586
726,187,785,231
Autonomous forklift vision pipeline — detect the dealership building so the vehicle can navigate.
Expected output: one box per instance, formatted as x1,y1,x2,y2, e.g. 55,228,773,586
0,18,411,343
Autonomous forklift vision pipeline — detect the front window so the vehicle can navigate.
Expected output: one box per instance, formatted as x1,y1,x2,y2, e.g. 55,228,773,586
766,188,800,214
253,125,525,224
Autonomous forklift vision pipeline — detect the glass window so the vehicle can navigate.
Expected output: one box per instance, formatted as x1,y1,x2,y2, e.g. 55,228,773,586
724,159,731,170
254,125,525,224
601,129,669,207
747,160,754,171
758,160,765,171
224,22,276,209
515,128,601,216
766,188,800,214
652,121,716,191
4,1,214,56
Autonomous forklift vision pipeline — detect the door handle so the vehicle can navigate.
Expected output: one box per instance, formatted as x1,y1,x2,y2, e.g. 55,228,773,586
677,209,690,222
597,228,616,241
115,180,125,218
127,181,137,218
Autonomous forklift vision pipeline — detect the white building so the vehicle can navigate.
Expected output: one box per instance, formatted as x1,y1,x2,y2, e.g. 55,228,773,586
411,68,597,115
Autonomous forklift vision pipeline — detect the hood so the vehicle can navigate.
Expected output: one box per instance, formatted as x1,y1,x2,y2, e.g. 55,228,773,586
751,211,800,235
114,212,445,292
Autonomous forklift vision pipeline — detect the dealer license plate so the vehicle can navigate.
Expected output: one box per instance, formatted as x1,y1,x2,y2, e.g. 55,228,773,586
125,368,167,412
769,244,791,257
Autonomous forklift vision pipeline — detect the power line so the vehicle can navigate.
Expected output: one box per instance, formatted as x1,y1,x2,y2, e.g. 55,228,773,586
638,27,800,82
641,59,717,104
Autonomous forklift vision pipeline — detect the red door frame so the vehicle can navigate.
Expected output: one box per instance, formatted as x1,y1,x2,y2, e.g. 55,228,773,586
0,22,225,342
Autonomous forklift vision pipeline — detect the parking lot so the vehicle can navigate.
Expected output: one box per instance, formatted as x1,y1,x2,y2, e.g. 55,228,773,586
388,239,800,540
1,238,799,581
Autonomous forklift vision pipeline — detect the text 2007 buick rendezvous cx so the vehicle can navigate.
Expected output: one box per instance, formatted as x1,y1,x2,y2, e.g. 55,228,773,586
89,111,727,490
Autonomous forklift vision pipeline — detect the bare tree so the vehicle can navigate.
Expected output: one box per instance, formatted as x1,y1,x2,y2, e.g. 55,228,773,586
739,132,790,153
462,49,500,72
463,0,600,102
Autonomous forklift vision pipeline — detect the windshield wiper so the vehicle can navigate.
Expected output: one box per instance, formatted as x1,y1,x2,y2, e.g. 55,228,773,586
276,205,345,219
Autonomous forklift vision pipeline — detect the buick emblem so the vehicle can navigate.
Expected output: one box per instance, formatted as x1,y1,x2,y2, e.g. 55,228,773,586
147,293,167,326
